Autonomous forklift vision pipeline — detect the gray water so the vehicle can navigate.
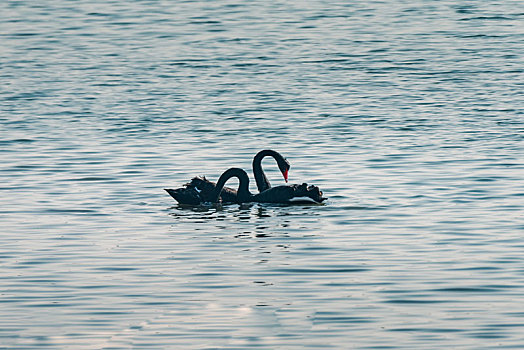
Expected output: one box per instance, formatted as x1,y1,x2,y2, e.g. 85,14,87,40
1,0,524,348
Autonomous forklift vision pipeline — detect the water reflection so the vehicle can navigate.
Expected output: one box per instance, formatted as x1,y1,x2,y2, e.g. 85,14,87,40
167,202,326,241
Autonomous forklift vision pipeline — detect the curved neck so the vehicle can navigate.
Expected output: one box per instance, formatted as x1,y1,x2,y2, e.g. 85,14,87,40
211,168,252,203
252,150,282,192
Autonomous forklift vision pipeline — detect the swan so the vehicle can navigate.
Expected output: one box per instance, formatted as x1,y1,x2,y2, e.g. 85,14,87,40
165,150,290,205
210,167,326,204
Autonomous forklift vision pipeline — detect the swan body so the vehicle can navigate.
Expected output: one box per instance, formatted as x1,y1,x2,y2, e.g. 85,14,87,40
165,150,290,205
165,176,238,205
211,168,326,204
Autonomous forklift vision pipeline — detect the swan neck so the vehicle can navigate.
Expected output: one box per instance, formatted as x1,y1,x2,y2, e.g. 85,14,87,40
212,168,251,203
253,150,280,192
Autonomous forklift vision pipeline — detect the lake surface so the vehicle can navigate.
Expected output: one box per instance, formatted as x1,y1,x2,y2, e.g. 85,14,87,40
1,0,523,348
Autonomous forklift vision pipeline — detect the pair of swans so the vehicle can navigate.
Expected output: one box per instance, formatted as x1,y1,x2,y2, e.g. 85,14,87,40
165,150,326,205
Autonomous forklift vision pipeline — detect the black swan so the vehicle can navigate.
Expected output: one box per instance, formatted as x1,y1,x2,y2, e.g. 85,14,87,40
165,150,290,205
210,167,326,204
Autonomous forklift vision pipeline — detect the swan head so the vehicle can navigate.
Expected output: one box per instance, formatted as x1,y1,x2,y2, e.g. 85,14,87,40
277,157,291,183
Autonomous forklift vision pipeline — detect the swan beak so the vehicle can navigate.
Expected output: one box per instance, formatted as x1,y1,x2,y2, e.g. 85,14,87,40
283,169,289,183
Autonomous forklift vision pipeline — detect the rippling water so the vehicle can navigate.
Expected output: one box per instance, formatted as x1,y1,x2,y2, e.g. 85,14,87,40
1,0,523,348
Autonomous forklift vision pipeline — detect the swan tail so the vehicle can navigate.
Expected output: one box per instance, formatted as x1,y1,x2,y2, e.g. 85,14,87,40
164,188,203,205
291,183,327,203
166,176,239,204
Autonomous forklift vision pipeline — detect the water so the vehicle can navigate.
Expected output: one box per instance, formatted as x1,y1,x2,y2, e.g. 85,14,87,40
1,0,523,348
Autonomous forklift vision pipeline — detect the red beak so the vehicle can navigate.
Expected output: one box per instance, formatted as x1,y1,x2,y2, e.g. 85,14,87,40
283,169,289,183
